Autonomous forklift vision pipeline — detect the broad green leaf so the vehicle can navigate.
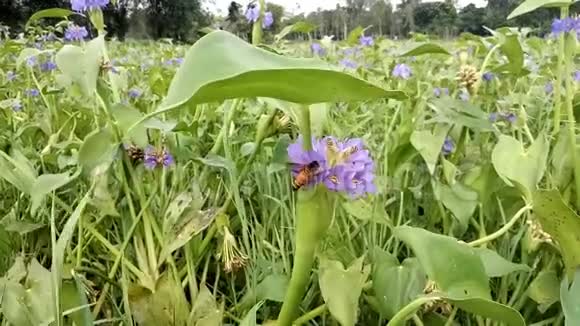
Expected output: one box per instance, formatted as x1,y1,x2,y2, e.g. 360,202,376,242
319,256,370,326
129,274,190,326
189,284,222,325
55,35,104,97
61,277,93,326
372,248,426,318
475,248,530,277
394,226,525,326
507,0,572,20
410,124,450,175
30,172,78,216
551,129,573,189
240,301,264,326
152,31,405,119
6,256,27,282
528,270,560,313
0,279,37,326
78,127,118,175
492,135,548,200
111,105,149,147
342,199,390,225
561,269,580,326
564,32,577,60
25,259,54,324
346,26,365,45
429,98,494,131
436,182,478,231
196,154,235,173
493,34,524,74
274,21,317,42
25,8,74,28
0,150,36,193
239,274,289,309
399,43,451,57
533,190,580,278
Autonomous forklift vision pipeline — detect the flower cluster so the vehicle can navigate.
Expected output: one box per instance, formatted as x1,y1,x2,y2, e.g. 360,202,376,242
263,11,274,28
41,61,57,72
128,88,142,99
144,145,174,170
311,43,325,56
287,135,376,198
71,0,109,12
64,24,88,42
433,87,449,98
489,112,516,124
359,35,374,47
441,136,455,156
245,4,274,28
551,17,580,38
392,63,412,79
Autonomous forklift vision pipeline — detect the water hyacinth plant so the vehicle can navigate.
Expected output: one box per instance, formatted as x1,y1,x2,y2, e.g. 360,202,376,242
1,0,580,326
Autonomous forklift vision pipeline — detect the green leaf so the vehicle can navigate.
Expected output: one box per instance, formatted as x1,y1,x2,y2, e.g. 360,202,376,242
319,256,370,326
342,199,390,225
55,35,104,97
561,269,580,326
493,34,524,74
153,31,405,119
533,190,580,278
372,248,426,319
410,124,450,175
25,259,54,324
111,105,149,147
30,172,78,216
475,248,530,277
564,32,577,60
507,0,572,20
25,8,75,28
436,182,479,232
0,279,37,326
189,284,222,325
398,43,451,57
0,149,36,193
240,301,264,326
6,256,27,282
394,226,525,326
129,274,190,326
78,127,118,175
274,21,317,42
528,270,560,313
492,135,548,200
346,26,365,45
239,274,289,309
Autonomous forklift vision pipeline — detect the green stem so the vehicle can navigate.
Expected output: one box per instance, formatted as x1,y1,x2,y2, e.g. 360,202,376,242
468,205,532,247
299,104,312,150
251,0,265,45
563,30,580,209
553,7,567,135
292,304,326,325
387,296,441,326
474,44,501,95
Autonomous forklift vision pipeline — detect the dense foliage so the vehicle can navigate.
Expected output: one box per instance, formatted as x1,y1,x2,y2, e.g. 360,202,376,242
0,0,580,325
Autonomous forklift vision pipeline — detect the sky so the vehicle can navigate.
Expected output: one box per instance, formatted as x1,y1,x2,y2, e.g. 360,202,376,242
206,0,488,16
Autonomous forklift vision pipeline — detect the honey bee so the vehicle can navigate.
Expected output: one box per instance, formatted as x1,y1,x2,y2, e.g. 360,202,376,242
292,161,321,191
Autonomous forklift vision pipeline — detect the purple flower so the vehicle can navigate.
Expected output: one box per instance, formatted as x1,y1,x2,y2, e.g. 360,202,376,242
41,61,57,72
311,43,325,56
340,58,358,70
324,137,376,197
144,145,174,169
489,112,498,122
245,5,260,23
128,88,142,98
501,112,517,123
545,81,554,94
262,11,274,28
25,89,40,97
551,17,576,37
359,35,374,46
64,24,88,42
459,89,470,101
574,71,580,82
11,100,22,112
26,56,37,67
287,136,329,188
6,71,16,82
165,57,184,66
342,47,360,57
433,87,449,98
442,137,455,156
392,63,412,79
71,0,109,12
482,72,494,82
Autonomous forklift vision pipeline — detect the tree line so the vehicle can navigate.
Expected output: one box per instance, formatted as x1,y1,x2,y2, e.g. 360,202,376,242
1,0,578,41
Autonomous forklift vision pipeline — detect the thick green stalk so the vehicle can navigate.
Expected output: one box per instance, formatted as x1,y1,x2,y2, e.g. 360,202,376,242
277,104,331,325
563,31,580,209
277,187,333,325
553,7,568,135
251,0,265,45
387,296,441,326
